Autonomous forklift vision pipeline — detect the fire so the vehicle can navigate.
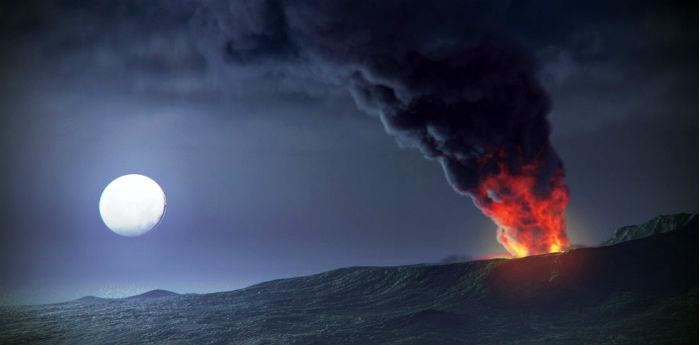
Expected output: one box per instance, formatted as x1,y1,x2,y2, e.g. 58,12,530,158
473,158,570,257
472,252,512,260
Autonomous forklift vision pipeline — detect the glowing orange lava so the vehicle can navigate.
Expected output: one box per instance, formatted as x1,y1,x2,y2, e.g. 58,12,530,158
473,159,570,257
472,252,513,260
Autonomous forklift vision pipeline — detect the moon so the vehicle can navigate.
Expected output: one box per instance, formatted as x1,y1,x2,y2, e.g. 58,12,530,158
99,174,166,237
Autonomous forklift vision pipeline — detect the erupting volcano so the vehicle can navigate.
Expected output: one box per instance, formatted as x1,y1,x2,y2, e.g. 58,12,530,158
215,4,574,257
473,159,570,257
344,40,572,257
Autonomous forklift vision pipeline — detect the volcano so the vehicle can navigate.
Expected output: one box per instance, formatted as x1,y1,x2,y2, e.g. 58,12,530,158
0,214,696,345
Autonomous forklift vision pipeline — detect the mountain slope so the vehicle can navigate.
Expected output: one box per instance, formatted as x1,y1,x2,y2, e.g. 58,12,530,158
70,289,180,304
125,289,179,300
0,215,696,345
603,213,697,245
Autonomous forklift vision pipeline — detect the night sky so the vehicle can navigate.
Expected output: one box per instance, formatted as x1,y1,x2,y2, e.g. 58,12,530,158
0,0,696,304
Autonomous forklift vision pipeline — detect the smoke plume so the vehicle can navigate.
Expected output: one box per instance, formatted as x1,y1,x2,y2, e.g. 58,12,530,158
202,0,572,256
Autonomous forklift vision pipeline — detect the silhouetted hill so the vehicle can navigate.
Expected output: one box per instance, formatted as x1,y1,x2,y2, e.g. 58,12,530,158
73,296,107,303
603,213,697,245
0,215,696,345
72,289,180,304
125,289,179,300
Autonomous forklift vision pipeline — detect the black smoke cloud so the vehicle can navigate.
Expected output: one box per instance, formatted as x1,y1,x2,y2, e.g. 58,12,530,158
1,0,565,197
198,0,563,196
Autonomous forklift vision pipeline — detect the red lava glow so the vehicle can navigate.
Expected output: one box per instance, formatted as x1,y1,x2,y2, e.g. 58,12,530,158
473,159,570,257
472,252,513,261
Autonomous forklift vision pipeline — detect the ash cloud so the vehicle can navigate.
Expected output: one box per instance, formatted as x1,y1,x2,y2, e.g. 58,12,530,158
0,0,570,227
0,0,568,213
196,0,564,196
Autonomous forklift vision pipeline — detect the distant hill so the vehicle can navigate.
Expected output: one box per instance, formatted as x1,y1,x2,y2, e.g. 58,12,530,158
125,289,179,300
72,289,180,303
73,296,107,303
603,213,697,245
0,214,696,345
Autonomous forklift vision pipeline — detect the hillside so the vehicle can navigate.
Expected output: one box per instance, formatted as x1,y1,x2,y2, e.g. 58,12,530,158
0,215,696,345
125,289,179,300
603,213,697,245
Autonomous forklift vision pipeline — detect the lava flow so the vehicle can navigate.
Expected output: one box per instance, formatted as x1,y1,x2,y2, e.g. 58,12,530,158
472,160,570,257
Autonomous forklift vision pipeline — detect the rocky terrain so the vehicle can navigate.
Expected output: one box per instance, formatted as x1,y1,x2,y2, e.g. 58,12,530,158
602,213,697,245
0,214,696,345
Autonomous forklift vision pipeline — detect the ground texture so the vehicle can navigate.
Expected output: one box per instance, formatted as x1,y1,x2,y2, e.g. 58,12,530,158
0,215,697,345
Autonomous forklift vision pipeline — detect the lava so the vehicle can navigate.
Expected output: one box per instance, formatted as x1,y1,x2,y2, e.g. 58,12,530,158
472,158,570,257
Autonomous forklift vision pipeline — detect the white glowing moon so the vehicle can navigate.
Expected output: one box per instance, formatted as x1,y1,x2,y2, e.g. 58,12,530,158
99,174,166,237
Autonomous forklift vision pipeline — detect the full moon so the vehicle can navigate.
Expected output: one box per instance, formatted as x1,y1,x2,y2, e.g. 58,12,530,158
99,174,166,237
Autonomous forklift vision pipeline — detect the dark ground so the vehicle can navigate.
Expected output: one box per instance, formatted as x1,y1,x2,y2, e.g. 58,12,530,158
0,214,697,345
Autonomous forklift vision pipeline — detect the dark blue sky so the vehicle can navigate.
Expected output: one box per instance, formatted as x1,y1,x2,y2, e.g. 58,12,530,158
0,0,696,304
